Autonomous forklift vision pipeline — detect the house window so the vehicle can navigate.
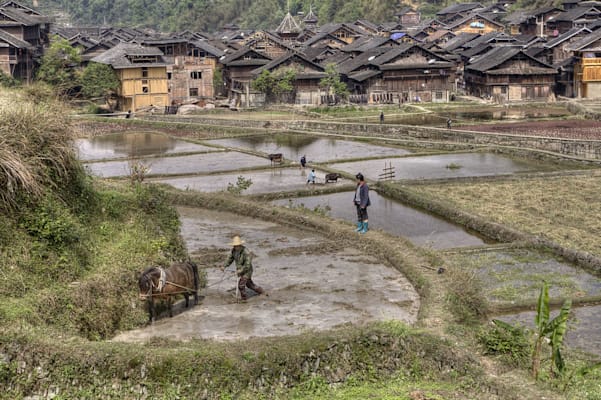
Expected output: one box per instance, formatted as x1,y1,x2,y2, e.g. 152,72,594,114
189,88,199,96
436,91,443,100
167,72,172,80
142,79,148,85
142,86,149,93
142,67,148,78
190,71,202,79
501,86,507,94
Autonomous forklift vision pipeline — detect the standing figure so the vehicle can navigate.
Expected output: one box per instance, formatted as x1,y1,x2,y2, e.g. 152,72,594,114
307,168,316,184
353,173,371,233
447,118,452,129
222,236,264,301
300,155,306,169
379,111,384,124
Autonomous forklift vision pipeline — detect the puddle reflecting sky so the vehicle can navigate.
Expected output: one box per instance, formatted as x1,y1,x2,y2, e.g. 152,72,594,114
273,191,488,249
84,152,268,178
328,153,541,181
204,134,411,163
75,132,215,160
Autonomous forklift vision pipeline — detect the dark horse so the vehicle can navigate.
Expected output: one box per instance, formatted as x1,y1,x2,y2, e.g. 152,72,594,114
138,261,199,323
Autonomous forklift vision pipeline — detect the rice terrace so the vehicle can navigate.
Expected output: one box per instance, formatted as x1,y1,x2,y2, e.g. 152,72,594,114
3,88,601,399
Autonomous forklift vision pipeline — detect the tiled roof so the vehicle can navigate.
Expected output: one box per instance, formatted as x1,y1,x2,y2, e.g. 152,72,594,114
90,42,168,69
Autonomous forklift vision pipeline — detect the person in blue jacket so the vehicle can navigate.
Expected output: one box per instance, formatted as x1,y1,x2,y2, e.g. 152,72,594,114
353,173,370,233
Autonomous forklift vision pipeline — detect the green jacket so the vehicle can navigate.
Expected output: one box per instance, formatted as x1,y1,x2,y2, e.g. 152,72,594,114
224,246,253,278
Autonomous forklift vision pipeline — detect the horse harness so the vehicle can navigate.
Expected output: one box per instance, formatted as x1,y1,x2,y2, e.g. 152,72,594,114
140,267,196,299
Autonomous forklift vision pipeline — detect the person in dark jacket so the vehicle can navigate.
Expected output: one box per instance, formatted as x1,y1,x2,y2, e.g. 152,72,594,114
353,173,370,233
222,235,264,301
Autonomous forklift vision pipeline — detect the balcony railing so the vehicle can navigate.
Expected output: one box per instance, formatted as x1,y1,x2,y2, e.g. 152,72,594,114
581,58,601,65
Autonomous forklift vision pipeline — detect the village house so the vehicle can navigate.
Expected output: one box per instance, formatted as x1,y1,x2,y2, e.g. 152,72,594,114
220,47,272,107
251,51,326,105
447,13,505,35
395,8,421,27
464,47,557,102
90,42,169,111
567,29,601,98
0,1,50,82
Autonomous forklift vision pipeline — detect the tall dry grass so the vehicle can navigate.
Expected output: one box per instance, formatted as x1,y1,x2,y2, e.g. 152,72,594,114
0,88,78,211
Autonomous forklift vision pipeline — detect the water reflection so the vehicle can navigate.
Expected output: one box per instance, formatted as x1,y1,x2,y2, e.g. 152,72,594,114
205,134,410,163
76,132,215,161
84,152,268,178
329,153,540,181
273,191,488,249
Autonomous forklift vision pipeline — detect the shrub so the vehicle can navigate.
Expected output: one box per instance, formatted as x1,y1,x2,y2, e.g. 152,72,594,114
478,320,531,368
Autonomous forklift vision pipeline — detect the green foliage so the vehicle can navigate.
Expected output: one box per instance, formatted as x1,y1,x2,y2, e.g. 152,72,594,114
226,176,253,195
478,319,531,367
532,281,572,379
213,67,224,96
35,35,82,95
319,63,349,103
79,62,119,100
42,0,402,36
252,68,296,103
19,195,82,248
0,70,20,88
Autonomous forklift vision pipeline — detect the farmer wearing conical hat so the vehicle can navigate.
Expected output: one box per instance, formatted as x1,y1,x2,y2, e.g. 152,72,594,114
222,235,264,301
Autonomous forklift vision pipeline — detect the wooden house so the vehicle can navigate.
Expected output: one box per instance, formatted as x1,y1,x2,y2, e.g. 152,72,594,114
567,29,601,98
548,6,601,35
91,42,169,111
244,30,294,59
395,8,421,27
314,23,363,45
344,44,456,104
464,47,557,102
436,2,484,24
220,47,272,107
448,13,505,35
251,51,327,105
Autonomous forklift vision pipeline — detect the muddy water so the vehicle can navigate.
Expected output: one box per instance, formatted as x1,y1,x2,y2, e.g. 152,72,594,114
328,153,542,181
445,248,601,304
152,167,352,194
84,151,268,178
273,191,487,249
112,207,419,342
75,132,216,161
497,304,601,357
204,134,411,163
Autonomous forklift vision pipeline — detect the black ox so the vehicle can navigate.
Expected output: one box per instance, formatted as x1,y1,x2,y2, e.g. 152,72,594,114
325,173,342,183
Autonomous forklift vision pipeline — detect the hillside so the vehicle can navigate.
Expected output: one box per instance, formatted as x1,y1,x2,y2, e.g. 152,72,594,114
26,0,545,33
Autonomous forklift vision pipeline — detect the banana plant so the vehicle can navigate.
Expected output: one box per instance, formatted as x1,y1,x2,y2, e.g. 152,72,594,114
531,281,572,379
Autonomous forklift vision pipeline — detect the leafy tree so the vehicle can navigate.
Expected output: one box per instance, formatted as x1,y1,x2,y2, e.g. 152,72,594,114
319,63,349,104
79,62,120,104
252,68,296,103
36,35,82,95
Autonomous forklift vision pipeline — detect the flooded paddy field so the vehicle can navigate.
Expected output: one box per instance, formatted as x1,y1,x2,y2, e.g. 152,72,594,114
84,151,269,178
273,191,488,249
75,132,216,161
204,133,412,163
444,248,601,304
112,206,419,342
497,304,601,357
327,153,545,181
152,167,351,194
445,247,601,356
